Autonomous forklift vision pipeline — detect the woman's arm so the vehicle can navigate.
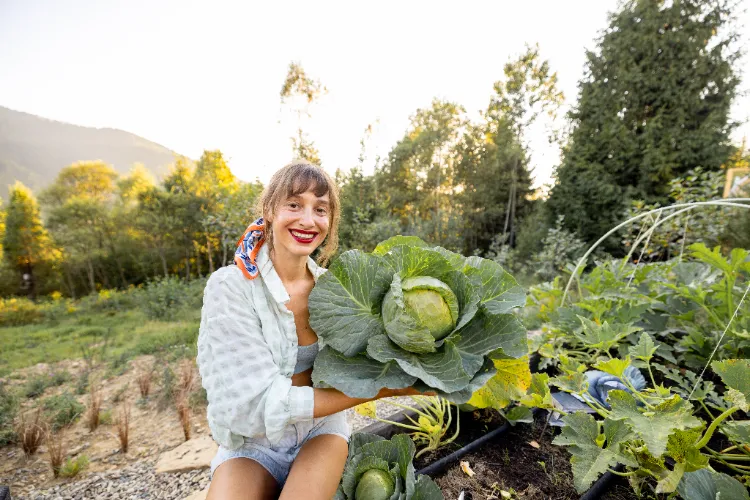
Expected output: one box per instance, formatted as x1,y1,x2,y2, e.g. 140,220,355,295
312,386,427,418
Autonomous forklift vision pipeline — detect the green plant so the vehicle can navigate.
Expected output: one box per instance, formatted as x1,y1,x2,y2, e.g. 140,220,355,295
42,392,84,430
139,276,190,321
334,433,443,499
310,235,527,402
23,373,53,399
536,345,750,496
0,383,19,445
157,365,175,412
16,407,46,456
355,396,459,458
98,409,113,425
0,297,44,327
75,370,89,395
59,454,89,478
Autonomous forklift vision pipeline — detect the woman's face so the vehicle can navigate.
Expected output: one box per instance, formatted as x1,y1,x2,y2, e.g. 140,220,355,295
270,189,330,260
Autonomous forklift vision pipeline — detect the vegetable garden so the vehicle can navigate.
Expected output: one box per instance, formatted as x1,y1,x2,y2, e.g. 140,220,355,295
310,200,750,500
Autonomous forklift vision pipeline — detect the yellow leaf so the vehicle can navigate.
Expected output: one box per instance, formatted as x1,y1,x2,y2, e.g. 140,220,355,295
460,461,475,477
354,401,377,419
467,356,532,410
529,440,540,449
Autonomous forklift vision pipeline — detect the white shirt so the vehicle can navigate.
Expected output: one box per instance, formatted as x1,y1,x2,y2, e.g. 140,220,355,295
196,243,326,449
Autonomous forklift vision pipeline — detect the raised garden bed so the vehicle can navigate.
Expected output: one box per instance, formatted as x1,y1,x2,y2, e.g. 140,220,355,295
362,408,638,500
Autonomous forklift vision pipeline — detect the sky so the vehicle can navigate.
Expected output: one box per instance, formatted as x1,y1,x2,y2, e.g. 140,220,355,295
1,0,749,190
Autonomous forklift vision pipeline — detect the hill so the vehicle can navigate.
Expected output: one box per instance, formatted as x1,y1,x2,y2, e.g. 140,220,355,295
0,106,180,194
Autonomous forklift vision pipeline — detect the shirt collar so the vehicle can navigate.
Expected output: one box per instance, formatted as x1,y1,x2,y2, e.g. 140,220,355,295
256,243,323,304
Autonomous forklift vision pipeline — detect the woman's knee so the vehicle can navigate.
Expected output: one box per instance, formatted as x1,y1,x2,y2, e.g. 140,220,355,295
207,457,279,500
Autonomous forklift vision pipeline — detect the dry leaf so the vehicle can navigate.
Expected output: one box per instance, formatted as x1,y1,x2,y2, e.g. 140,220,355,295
500,491,512,499
529,440,540,449
460,460,475,477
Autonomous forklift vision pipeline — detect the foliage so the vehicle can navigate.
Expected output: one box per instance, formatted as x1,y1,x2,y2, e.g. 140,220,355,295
355,396,460,459
334,433,443,500
59,454,89,478
0,383,18,445
42,392,85,430
547,0,741,250
139,276,191,321
310,236,528,402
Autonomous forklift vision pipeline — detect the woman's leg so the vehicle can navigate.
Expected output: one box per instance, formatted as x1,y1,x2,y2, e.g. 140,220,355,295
207,458,279,500
279,434,348,500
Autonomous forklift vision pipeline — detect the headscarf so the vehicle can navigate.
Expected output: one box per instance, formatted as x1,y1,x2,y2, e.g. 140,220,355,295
234,217,266,280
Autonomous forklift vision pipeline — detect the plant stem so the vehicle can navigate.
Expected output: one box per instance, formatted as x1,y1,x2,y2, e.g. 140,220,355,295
695,406,739,450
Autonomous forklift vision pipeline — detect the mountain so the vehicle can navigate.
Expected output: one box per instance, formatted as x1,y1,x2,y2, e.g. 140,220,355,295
0,106,180,195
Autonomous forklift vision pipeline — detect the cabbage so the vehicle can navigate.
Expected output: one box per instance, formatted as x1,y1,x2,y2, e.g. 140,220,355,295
310,235,528,402
334,433,443,500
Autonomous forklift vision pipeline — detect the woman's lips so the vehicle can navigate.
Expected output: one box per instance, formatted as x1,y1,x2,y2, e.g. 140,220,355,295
289,229,318,244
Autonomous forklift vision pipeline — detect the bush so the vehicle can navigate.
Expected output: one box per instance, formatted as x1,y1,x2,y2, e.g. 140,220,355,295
42,393,84,430
0,297,44,327
157,365,176,412
59,454,89,478
24,374,52,399
139,276,191,321
0,383,18,445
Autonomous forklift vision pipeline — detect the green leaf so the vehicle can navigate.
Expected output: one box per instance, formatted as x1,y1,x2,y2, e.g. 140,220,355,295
722,421,750,444
465,357,531,410
594,356,631,379
628,332,658,362
411,474,445,500
452,308,527,360
712,359,750,411
656,427,709,494
572,316,642,350
688,243,733,275
383,245,453,281
520,373,555,410
676,469,749,500
309,250,393,356
551,372,589,394
372,235,430,256
463,257,526,315
504,406,534,425
312,346,417,398
608,391,701,457
552,414,635,493
366,335,471,393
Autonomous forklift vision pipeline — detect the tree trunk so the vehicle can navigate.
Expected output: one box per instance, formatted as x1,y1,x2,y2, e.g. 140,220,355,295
184,236,191,281
195,241,203,278
207,235,214,274
159,246,168,278
86,257,96,294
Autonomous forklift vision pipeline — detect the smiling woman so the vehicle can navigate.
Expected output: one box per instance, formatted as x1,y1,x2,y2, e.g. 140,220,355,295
197,160,427,500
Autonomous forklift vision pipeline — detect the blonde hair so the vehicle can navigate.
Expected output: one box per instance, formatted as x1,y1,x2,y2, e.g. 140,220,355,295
256,160,340,267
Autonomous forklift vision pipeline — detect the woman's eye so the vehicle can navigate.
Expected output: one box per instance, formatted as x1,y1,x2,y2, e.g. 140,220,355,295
316,208,328,215
287,202,299,209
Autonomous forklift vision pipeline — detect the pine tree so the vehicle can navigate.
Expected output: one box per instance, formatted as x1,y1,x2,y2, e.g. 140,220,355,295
548,0,741,249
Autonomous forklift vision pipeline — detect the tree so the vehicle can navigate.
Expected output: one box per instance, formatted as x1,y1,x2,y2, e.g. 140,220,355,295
280,62,326,165
3,182,58,297
455,47,563,254
548,0,741,249
377,99,465,247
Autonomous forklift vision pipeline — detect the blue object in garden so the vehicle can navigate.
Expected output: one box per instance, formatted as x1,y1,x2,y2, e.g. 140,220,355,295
582,365,647,409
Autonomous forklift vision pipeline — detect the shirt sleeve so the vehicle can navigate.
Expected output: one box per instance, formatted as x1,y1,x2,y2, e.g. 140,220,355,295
196,268,314,446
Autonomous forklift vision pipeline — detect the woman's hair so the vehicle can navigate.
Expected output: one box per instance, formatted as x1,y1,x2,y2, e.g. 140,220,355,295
256,160,340,266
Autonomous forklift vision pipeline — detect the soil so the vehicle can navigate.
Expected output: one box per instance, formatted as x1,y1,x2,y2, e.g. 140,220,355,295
411,411,639,500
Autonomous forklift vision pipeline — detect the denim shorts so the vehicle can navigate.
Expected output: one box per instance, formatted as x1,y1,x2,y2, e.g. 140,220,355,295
209,411,350,486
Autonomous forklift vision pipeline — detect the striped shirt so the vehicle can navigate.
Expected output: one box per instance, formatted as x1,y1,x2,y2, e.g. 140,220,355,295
196,243,325,449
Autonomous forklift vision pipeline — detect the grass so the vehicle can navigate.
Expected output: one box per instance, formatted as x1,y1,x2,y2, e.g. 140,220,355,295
0,306,200,377
59,454,89,478
42,393,85,430
16,408,46,456
115,405,130,453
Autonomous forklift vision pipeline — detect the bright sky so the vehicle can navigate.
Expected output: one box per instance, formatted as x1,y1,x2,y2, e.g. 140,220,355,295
1,0,748,189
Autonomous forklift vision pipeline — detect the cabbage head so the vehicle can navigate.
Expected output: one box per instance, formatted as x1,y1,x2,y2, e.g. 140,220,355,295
310,236,527,402
334,432,443,500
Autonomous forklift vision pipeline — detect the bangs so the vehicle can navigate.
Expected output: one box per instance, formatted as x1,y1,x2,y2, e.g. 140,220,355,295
287,163,331,198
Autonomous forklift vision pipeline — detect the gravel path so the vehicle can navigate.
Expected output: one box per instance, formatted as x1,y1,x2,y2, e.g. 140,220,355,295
14,398,416,500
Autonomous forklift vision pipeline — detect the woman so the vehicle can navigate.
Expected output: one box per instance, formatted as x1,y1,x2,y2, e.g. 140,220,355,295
197,160,421,500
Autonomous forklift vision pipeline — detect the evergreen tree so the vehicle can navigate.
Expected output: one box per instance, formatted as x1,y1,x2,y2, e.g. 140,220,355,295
548,0,741,248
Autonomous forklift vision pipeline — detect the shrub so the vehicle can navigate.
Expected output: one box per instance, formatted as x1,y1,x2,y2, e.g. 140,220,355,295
42,393,84,430
98,409,113,425
49,370,71,387
24,374,52,399
115,406,130,453
0,297,44,327
157,366,176,412
47,430,65,478
139,276,190,320
16,408,46,456
75,370,90,395
86,384,102,432
0,383,19,445
59,454,89,478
